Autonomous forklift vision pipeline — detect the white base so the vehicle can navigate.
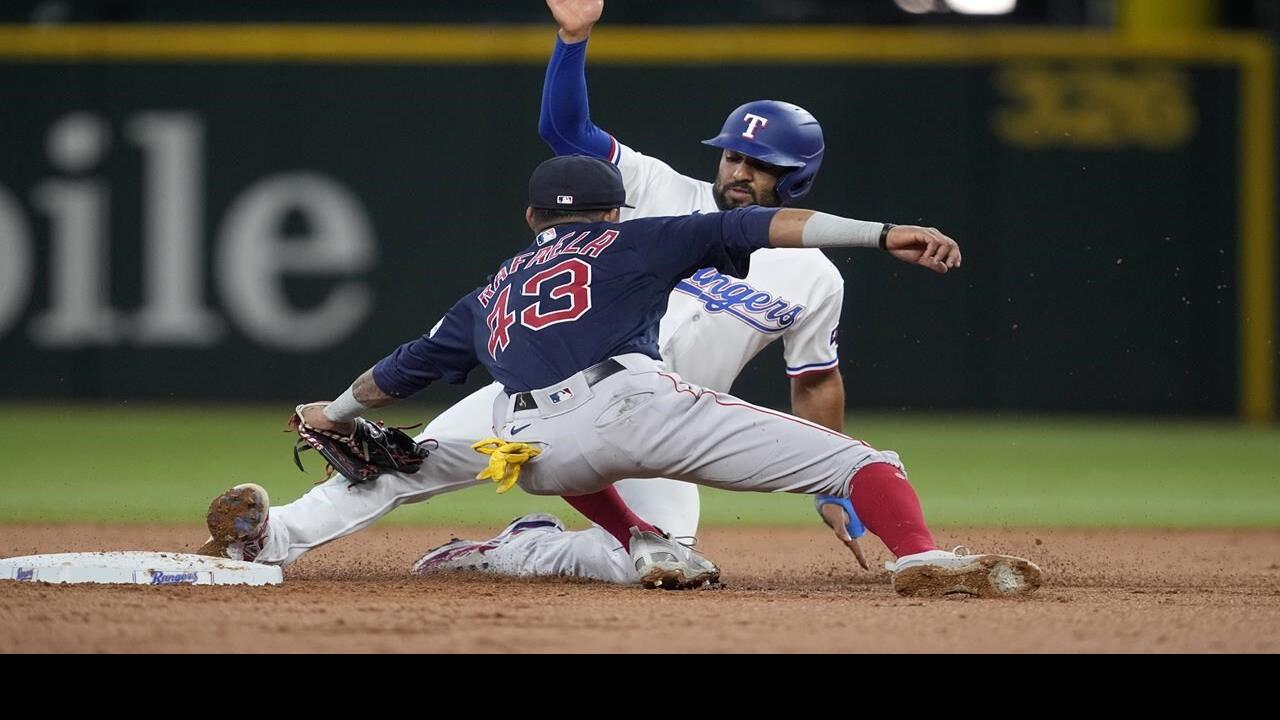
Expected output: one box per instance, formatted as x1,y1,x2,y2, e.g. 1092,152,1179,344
0,551,282,586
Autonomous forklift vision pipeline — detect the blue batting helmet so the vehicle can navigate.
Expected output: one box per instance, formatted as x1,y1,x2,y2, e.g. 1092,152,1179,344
702,100,825,204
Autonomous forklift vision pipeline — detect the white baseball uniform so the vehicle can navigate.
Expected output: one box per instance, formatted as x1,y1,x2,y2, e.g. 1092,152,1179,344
254,141,874,576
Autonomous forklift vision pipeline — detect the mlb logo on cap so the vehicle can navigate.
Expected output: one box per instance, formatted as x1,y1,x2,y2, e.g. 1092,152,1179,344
557,195,574,204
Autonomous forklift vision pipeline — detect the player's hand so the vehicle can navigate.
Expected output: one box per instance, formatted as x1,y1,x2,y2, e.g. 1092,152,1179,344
884,225,962,274
547,0,604,43
818,500,869,570
297,401,355,436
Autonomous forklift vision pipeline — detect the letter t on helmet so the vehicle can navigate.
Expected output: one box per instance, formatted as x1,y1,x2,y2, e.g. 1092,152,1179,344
702,100,825,203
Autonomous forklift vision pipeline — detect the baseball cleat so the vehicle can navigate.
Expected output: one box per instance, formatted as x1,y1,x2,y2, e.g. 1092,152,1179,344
887,546,1042,598
410,513,565,575
629,527,720,590
410,538,486,574
197,483,270,563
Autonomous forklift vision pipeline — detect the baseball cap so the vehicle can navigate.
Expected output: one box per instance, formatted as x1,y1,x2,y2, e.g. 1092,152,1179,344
528,154,634,211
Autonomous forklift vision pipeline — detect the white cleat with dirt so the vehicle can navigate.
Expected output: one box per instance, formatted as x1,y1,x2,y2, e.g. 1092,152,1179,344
196,483,271,563
629,527,720,590
888,546,1043,598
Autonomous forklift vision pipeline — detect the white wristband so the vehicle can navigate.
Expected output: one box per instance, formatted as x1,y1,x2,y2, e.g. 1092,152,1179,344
800,212,884,249
324,387,370,423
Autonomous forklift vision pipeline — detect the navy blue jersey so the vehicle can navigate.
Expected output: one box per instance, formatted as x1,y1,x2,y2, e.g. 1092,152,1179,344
372,207,777,395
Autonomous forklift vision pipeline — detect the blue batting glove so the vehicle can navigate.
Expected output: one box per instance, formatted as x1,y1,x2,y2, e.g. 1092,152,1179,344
814,495,866,539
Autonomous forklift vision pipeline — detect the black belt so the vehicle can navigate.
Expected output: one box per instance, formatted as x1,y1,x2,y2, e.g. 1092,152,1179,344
512,358,626,412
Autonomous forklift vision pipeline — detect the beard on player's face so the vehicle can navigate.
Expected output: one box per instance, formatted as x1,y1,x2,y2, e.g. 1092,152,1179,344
712,153,783,211
714,178,754,210
713,176,785,211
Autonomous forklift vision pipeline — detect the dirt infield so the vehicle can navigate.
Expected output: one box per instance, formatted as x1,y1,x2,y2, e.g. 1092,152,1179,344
2,524,1278,652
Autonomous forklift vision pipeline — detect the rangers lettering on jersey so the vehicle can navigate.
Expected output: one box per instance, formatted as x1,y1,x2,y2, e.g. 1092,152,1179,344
674,267,804,334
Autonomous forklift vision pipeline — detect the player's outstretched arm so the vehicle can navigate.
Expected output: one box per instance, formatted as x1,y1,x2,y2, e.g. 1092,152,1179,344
768,209,962,274
539,1,616,159
298,297,480,434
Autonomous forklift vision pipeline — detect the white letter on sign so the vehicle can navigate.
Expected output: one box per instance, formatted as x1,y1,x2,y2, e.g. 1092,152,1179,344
216,173,376,351
127,112,223,345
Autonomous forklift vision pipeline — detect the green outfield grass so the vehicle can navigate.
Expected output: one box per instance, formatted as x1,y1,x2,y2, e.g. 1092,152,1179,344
0,404,1276,529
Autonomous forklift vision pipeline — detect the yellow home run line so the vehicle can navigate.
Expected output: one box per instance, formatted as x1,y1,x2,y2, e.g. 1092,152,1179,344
0,24,1272,422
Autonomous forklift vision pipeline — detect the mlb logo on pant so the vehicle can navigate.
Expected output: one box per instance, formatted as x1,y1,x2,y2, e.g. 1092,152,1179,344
15,567,35,581
549,387,574,404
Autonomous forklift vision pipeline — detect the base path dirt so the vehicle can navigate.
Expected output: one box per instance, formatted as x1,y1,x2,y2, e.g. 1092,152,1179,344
2,524,1278,652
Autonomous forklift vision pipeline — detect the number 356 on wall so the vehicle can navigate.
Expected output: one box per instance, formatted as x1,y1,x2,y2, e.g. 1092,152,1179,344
994,63,1197,150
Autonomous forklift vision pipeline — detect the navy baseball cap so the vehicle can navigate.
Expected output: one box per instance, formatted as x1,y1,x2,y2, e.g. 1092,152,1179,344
528,155,634,211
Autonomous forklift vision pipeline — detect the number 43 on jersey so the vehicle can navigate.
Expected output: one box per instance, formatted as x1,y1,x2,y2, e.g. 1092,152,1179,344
486,257,593,358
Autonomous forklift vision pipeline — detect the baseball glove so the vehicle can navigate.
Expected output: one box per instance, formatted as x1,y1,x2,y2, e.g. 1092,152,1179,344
288,404,434,485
